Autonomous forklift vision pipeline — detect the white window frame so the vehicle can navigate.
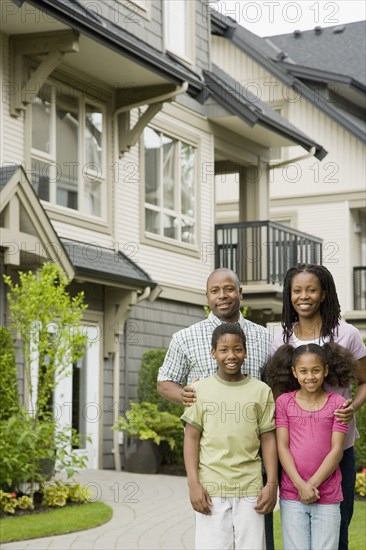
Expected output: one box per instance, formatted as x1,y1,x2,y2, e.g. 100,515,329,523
269,104,285,163
115,0,151,21
29,81,107,221
142,123,199,252
163,0,195,64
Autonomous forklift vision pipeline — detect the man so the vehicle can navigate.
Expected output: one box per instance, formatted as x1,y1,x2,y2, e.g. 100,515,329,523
157,268,277,548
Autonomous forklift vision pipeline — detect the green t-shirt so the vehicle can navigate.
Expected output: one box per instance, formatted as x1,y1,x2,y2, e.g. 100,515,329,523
181,374,275,497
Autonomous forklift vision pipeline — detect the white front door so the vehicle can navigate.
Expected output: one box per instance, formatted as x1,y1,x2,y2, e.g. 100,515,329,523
54,325,100,469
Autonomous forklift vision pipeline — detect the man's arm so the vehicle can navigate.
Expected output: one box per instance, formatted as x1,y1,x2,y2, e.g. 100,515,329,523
157,380,197,406
157,380,184,405
255,430,278,514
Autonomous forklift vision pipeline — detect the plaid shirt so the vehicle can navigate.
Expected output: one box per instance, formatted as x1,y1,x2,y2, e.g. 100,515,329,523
158,312,272,385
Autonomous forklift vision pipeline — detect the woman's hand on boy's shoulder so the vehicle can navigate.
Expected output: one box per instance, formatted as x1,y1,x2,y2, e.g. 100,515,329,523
188,481,212,515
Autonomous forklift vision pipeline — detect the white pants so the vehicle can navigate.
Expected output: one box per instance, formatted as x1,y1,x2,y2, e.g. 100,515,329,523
195,496,266,550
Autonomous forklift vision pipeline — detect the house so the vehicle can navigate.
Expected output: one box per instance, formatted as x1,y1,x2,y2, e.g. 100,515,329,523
210,11,366,330
1,0,328,470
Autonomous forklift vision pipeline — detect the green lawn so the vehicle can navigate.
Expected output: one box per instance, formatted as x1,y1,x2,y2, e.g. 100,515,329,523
274,500,366,550
0,501,113,543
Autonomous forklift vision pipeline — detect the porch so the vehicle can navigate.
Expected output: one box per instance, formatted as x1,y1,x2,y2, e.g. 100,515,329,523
215,220,323,318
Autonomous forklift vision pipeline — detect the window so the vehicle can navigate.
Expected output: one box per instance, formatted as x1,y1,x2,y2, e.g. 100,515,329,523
164,0,195,61
30,84,106,218
144,127,196,245
269,106,284,162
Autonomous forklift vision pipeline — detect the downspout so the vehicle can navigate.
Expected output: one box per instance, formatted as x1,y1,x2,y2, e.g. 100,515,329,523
112,348,121,471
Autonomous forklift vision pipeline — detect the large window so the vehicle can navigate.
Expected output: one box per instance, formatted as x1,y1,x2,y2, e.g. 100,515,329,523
144,127,196,245
30,84,106,218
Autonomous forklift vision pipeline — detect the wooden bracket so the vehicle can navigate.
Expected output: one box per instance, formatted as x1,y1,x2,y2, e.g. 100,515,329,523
9,30,79,117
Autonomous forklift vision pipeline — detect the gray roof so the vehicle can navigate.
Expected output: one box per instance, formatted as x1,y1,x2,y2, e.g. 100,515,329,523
267,22,366,87
61,239,155,288
204,65,327,160
210,10,366,144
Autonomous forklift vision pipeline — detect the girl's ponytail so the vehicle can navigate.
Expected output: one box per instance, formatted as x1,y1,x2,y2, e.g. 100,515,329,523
323,342,357,387
265,344,300,399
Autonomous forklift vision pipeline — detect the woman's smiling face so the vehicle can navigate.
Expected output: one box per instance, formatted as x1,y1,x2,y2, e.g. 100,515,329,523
290,272,325,320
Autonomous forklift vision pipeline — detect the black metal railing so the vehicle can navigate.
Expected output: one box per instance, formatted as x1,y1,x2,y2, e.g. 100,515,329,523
215,221,323,285
353,266,366,311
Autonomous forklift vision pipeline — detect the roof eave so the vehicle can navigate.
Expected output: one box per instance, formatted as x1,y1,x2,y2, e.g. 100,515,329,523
25,0,203,96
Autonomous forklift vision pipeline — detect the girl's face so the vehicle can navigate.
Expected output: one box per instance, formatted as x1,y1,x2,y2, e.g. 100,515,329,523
291,272,326,320
211,333,246,381
292,352,328,393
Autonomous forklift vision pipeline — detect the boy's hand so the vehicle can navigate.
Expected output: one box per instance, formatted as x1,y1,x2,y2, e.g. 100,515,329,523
297,481,320,504
182,381,199,407
334,399,354,424
255,482,278,514
189,482,212,515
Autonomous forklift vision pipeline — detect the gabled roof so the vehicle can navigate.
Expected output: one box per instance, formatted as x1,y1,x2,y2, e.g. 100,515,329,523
0,165,155,290
0,164,74,278
210,10,366,143
24,0,203,96
203,66,327,160
61,239,156,289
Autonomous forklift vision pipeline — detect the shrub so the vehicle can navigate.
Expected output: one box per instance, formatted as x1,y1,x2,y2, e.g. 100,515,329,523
355,471,366,497
0,327,19,420
113,402,181,449
136,349,184,464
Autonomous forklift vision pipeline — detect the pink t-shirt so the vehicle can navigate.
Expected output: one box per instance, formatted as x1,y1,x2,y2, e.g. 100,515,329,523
276,391,348,504
271,320,366,449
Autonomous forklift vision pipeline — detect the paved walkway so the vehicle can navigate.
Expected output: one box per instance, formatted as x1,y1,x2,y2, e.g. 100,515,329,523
2,469,195,550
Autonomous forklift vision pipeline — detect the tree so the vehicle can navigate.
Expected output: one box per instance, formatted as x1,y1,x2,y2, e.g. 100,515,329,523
2,263,88,492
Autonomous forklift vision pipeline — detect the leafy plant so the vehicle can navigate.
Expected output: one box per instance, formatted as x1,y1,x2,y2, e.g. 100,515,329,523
2,263,88,493
0,327,19,420
4,263,87,421
355,471,366,497
113,402,182,449
0,490,34,515
136,348,184,465
355,402,366,471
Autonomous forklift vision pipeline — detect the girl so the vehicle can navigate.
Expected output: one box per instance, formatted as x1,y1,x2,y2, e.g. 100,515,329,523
271,264,366,550
267,343,356,550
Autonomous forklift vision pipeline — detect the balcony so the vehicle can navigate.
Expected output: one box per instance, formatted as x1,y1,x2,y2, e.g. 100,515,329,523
353,267,366,311
215,221,323,314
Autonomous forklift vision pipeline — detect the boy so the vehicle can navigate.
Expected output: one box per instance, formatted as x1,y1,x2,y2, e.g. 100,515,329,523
181,323,277,550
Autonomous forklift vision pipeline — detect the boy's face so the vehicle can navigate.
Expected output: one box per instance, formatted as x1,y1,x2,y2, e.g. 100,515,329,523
211,333,246,381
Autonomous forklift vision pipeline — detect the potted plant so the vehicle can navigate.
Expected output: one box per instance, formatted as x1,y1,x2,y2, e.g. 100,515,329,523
113,402,182,474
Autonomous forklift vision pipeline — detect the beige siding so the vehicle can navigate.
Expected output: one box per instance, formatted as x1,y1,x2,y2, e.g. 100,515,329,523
117,103,215,294
1,35,24,165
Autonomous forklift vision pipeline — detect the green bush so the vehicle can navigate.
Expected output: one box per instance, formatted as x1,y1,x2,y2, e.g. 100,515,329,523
0,327,19,419
355,404,366,471
136,349,184,465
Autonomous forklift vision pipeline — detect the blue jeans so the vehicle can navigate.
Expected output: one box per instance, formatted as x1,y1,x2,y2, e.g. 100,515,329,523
339,447,356,550
280,499,341,550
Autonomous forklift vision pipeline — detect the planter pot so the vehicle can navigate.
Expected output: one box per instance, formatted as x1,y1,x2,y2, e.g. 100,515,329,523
123,436,162,474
